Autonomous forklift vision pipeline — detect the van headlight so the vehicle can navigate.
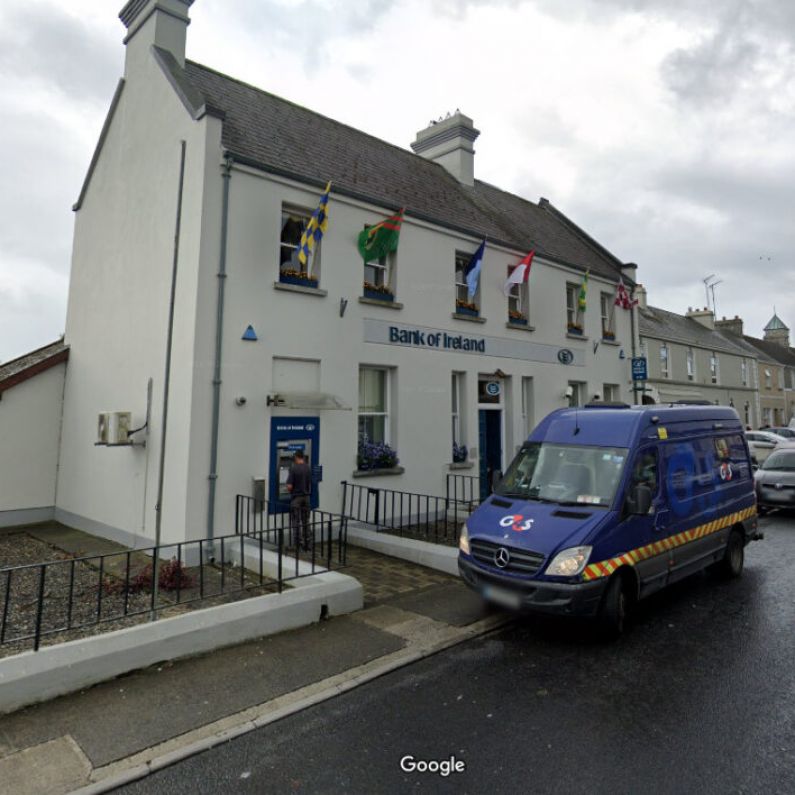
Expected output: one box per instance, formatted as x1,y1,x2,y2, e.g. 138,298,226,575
459,522,470,555
546,546,592,577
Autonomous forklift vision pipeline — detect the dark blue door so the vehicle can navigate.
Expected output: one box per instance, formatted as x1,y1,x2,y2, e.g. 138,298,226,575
269,417,320,514
478,409,502,501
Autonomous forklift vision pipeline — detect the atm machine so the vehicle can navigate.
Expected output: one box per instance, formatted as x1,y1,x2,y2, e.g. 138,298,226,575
269,417,320,513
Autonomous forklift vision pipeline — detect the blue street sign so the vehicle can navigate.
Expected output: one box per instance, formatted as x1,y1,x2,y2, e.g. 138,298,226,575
632,356,648,381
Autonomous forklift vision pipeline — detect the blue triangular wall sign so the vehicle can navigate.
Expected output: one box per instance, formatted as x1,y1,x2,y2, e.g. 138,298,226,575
242,325,258,341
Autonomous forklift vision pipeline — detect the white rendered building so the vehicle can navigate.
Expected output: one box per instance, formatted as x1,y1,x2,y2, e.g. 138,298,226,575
1,0,640,546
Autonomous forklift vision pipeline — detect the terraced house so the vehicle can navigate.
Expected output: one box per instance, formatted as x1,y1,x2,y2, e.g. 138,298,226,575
637,289,759,427
0,0,641,545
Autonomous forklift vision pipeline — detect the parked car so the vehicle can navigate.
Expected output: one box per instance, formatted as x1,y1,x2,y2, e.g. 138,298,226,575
745,430,785,464
766,427,795,440
754,448,795,511
458,404,761,636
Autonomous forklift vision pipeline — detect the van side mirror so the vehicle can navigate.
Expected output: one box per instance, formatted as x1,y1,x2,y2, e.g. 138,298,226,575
627,484,652,515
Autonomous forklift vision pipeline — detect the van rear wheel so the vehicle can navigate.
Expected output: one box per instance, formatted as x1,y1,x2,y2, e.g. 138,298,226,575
716,530,744,579
598,575,629,638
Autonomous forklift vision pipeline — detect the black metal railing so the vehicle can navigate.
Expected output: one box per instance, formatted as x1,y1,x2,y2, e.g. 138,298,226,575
340,480,479,545
0,519,347,655
446,473,481,506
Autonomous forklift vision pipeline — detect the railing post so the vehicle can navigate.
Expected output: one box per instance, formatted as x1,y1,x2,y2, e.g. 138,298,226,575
373,488,380,527
33,565,46,652
277,527,283,593
1,570,12,645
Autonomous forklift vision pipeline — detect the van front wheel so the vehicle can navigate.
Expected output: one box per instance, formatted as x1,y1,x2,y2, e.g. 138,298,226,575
598,575,629,638
716,530,744,579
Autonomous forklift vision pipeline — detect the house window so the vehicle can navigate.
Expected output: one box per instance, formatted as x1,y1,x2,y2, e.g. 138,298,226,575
687,348,695,381
358,367,389,444
765,368,772,389
710,352,719,384
744,402,750,426
507,266,527,322
454,252,478,313
451,372,465,451
741,358,747,387
778,369,784,390
603,384,620,402
362,225,393,298
567,381,586,407
660,343,670,379
566,284,582,332
600,293,614,338
280,206,320,278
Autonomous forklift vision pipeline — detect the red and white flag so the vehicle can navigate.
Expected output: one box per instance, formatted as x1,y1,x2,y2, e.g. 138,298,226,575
615,278,637,310
503,250,535,296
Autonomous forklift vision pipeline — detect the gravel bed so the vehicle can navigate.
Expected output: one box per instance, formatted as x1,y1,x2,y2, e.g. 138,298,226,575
0,532,281,658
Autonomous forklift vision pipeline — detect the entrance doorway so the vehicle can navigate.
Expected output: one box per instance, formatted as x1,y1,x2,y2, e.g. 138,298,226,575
477,377,504,501
269,417,320,514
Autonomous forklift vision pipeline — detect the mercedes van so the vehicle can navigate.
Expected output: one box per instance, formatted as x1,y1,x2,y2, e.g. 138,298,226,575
458,404,761,635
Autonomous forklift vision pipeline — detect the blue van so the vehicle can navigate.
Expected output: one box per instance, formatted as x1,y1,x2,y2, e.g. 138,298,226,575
458,404,761,634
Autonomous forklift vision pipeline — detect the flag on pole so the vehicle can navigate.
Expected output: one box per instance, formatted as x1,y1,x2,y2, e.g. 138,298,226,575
578,270,589,311
357,208,404,262
464,240,486,299
503,250,535,297
296,181,331,271
615,278,638,309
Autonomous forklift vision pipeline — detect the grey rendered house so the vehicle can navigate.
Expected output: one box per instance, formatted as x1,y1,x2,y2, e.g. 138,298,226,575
637,289,758,427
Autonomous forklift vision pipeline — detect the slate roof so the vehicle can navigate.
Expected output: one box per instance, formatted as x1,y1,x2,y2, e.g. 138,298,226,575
157,54,629,283
741,335,795,367
0,340,69,394
639,305,753,357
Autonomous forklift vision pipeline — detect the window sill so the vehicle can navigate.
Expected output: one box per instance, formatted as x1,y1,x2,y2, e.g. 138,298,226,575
452,313,487,324
352,466,405,478
448,461,475,470
600,337,620,346
566,332,589,341
273,281,328,297
358,297,404,310
505,322,535,333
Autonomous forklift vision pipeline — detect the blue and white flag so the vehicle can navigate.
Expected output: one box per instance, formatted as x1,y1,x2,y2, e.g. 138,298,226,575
464,240,486,299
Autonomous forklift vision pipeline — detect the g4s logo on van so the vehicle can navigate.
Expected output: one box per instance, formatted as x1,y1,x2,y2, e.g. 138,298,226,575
499,514,534,532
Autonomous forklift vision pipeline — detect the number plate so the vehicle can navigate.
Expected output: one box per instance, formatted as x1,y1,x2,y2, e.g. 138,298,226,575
482,584,522,609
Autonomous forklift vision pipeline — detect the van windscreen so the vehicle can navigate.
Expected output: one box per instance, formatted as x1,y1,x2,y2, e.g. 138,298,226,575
496,443,629,507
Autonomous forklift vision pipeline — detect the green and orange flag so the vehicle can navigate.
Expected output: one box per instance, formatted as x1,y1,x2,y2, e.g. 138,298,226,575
357,208,404,261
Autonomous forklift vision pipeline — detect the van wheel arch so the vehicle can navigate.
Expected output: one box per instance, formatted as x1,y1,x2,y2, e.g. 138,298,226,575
597,566,638,638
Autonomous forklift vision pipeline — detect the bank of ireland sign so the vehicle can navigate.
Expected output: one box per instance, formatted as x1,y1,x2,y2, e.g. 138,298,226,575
362,319,585,366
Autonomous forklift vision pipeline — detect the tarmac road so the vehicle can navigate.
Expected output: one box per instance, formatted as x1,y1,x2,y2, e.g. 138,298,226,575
120,513,795,795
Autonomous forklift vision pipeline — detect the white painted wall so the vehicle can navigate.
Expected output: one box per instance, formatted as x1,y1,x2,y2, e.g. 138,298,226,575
0,364,66,524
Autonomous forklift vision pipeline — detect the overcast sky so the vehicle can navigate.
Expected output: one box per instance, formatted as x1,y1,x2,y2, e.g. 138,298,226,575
1,0,793,362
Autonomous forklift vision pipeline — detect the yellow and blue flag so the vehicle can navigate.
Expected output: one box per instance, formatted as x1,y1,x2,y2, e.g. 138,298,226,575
297,181,331,270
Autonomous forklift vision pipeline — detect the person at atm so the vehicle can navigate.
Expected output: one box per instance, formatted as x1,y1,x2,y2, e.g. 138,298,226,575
286,450,312,550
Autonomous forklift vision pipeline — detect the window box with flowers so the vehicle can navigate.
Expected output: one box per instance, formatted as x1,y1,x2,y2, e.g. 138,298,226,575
355,440,403,477
455,299,479,318
567,323,584,336
601,330,616,341
508,309,528,326
279,269,318,289
363,282,394,302
452,442,468,463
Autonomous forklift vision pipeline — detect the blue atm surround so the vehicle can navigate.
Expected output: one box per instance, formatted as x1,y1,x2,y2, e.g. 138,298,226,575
269,417,320,514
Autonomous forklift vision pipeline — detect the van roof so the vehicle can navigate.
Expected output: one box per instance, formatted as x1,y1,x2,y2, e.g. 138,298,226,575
530,404,742,448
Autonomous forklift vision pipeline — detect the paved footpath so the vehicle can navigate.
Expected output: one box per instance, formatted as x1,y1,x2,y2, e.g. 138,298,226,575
0,555,509,795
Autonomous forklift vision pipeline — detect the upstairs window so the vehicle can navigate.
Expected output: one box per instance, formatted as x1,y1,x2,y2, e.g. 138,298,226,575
741,358,748,386
280,206,320,285
507,266,528,324
454,252,478,315
687,348,695,381
600,293,614,338
566,284,582,333
660,343,670,379
710,352,719,384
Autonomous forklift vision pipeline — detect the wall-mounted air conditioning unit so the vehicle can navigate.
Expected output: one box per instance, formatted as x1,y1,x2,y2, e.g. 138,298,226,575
97,411,132,446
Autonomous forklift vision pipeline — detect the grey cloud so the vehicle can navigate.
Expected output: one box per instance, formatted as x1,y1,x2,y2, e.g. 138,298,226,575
0,6,121,103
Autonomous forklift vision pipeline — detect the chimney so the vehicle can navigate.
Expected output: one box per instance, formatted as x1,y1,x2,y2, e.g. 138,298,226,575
411,111,480,186
120,0,194,71
635,283,648,310
686,306,715,330
715,315,744,337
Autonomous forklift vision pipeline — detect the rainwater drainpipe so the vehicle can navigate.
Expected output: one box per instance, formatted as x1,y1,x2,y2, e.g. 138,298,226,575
207,154,233,544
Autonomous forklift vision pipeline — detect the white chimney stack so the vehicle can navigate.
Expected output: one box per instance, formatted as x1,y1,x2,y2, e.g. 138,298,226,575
411,111,480,186
120,0,194,71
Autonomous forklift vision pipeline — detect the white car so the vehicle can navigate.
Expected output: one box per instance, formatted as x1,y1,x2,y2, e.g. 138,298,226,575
745,430,786,465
